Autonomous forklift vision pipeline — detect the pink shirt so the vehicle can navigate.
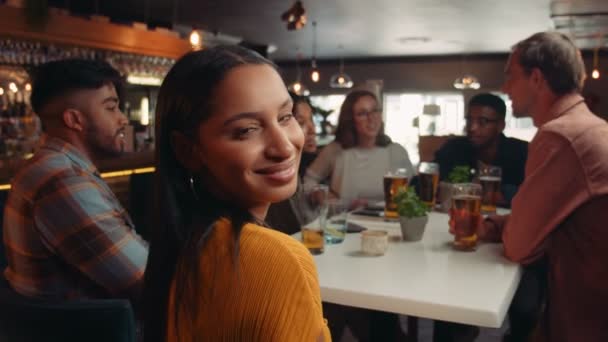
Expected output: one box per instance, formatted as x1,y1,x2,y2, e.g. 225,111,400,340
491,93,608,341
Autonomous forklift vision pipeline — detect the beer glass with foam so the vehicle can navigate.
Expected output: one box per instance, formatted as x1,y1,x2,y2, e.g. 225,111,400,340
383,168,409,219
450,183,482,251
479,165,502,214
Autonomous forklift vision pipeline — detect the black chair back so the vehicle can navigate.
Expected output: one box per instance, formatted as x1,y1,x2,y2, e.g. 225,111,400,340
0,277,136,342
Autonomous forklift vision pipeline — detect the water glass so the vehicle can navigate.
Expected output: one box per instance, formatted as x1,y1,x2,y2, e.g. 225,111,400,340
324,199,347,244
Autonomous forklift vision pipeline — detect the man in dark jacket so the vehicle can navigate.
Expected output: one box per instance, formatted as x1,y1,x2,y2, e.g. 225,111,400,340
434,93,528,206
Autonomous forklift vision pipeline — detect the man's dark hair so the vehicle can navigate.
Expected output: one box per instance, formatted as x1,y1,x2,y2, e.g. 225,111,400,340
30,59,123,115
468,93,507,120
513,31,586,95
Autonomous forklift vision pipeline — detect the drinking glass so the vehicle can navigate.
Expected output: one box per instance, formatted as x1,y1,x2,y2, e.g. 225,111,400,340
450,183,482,251
417,162,439,209
299,184,328,254
383,168,408,219
478,165,502,214
324,199,347,244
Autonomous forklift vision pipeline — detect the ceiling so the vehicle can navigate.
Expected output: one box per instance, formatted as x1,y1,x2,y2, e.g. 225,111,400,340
45,0,608,61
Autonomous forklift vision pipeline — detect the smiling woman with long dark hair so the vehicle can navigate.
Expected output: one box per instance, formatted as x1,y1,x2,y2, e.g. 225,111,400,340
143,45,330,342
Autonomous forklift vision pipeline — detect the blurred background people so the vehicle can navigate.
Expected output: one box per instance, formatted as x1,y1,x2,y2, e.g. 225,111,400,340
291,92,319,178
266,92,320,235
143,45,330,342
3,59,148,304
304,89,414,209
433,93,528,206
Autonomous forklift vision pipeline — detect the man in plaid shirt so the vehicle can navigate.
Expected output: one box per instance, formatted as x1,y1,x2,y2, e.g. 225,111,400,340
3,59,148,304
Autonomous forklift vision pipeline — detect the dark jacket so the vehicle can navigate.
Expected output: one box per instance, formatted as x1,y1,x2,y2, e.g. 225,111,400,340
433,134,528,206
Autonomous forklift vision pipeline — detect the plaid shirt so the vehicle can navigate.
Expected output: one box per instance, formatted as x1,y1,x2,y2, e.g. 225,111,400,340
3,136,148,301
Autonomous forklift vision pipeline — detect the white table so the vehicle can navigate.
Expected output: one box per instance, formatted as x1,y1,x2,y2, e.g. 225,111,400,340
295,210,521,328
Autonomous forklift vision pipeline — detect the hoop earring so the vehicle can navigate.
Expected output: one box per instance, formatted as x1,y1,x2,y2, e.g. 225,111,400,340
189,174,200,200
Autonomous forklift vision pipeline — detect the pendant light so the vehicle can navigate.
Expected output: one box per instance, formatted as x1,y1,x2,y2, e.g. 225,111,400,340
592,47,600,79
310,21,320,82
281,1,307,31
189,29,202,50
453,53,480,90
288,53,310,96
329,47,353,89
453,75,481,90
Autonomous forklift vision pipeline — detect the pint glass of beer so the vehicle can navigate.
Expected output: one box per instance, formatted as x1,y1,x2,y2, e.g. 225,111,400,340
383,168,409,219
417,162,439,209
450,183,482,251
479,165,502,214
300,184,328,255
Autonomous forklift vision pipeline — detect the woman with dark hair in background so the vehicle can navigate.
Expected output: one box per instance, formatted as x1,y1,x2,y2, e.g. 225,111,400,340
304,90,412,340
143,45,330,341
304,89,414,209
291,92,319,177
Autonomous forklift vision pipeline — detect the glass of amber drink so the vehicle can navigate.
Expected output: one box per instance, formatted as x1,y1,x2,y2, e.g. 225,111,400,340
417,162,439,209
450,183,482,251
300,184,328,255
383,168,409,219
478,165,502,214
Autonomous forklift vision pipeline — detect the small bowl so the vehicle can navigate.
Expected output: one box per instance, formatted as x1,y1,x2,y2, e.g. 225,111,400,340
361,230,389,256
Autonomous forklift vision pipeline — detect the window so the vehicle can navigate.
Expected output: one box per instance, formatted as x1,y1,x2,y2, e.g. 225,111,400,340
384,92,538,166
494,93,537,142
310,94,345,145
384,93,464,165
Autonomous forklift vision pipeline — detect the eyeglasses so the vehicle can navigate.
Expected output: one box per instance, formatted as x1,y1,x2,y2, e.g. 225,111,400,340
465,116,500,127
354,109,382,119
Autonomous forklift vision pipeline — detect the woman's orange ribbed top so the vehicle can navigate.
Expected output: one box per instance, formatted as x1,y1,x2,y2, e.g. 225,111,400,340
166,219,331,341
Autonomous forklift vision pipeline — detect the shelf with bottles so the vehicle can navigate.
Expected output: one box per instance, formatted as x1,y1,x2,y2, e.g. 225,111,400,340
0,73,41,162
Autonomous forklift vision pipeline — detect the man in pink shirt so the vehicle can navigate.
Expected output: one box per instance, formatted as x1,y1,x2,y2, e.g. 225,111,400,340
481,32,608,341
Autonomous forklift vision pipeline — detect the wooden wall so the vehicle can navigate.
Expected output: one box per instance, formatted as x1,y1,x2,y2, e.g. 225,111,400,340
277,53,608,120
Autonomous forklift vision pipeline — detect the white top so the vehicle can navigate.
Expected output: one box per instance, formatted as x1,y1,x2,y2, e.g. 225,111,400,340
295,210,521,328
304,142,414,205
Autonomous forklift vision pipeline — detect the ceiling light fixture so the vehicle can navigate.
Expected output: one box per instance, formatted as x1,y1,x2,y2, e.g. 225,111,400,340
453,75,481,90
592,46,600,79
281,1,307,31
329,53,353,89
310,21,320,82
189,29,202,50
288,53,310,96
453,53,481,90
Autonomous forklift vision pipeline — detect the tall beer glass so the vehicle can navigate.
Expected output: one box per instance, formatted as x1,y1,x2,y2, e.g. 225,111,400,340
450,183,482,251
479,165,502,214
418,162,439,209
383,168,409,219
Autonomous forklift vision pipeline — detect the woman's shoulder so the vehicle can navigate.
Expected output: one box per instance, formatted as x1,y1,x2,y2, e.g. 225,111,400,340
320,141,343,155
240,223,314,267
387,142,407,152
